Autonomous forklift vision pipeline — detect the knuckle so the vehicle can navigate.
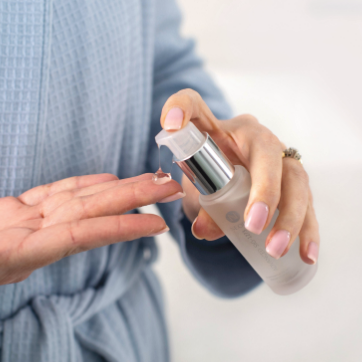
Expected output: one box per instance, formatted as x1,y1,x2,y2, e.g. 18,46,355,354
241,114,259,125
178,88,201,100
279,206,307,236
134,182,149,202
259,130,281,149
254,179,281,202
253,169,281,200
280,140,287,149
294,204,308,223
130,183,140,204
266,186,281,203
175,89,199,107
127,183,146,210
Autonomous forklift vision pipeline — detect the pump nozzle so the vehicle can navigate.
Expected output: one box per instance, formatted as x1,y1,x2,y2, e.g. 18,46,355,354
155,122,235,195
155,122,206,161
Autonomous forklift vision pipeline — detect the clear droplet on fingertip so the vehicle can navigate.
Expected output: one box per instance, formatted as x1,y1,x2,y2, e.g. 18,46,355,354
152,168,172,185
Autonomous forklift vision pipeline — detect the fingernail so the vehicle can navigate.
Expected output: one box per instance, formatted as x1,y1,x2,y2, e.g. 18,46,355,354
149,226,170,237
164,108,184,130
307,242,319,264
158,192,186,203
266,230,290,259
191,217,203,240
245,202,269,235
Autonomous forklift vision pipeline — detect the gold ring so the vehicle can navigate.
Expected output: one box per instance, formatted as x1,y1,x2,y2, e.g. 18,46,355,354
282,147,303,165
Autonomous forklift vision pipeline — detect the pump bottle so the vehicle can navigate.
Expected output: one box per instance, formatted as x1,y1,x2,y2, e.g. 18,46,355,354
156,122,317,295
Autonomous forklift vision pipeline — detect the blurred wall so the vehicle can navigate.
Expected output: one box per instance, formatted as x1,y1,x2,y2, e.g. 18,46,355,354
178,0,362,125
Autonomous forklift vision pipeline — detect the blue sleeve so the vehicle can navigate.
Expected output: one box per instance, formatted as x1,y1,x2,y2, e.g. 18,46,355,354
146,0,262,298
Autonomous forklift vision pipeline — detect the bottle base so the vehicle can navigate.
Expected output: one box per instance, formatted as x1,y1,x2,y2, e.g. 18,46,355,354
269,263,318,296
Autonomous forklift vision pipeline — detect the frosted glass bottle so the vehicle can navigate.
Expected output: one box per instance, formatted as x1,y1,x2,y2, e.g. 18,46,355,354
155,122,317,295
200,165,317,295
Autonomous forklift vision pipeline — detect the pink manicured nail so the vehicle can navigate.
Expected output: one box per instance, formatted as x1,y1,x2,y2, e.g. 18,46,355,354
266,230,290,259
191,217,203,240
158,192,186,203
307,242,319,264
245,202,269,235
164,108,184,130
149,226,170,237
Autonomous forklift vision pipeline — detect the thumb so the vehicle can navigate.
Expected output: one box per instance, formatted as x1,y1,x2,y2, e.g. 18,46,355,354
160,89,219,133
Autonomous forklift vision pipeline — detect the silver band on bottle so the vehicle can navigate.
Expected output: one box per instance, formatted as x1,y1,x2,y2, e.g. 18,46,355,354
174,133,235,195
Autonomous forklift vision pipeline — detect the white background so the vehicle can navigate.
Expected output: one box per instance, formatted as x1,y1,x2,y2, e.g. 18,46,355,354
150,1,362,361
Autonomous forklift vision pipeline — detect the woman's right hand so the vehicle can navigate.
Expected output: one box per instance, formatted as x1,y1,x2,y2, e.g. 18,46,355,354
0,173,184,285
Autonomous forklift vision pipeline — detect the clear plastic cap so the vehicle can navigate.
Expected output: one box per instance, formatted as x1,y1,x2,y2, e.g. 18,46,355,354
155,122,206,160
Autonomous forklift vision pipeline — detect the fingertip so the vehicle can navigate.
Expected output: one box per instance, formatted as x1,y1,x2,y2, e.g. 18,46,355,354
163,107,184,130
192,210,225,241
148,226,170,237
144,214,169,237
265,230,290,259
191,217,203,240
158,191,186,203
303,241,319,265
153,178,184,195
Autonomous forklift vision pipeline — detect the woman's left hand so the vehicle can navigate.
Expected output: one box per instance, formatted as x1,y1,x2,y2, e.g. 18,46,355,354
160,89,319,265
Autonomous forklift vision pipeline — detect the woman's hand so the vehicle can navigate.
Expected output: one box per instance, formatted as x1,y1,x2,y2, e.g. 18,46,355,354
160,89,319,265
0,173,184,285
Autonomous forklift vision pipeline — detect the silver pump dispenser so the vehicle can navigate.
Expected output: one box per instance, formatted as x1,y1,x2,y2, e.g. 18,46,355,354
155,122,235,195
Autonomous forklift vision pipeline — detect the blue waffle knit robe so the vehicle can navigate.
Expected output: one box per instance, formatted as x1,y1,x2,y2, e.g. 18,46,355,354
0,0,262,360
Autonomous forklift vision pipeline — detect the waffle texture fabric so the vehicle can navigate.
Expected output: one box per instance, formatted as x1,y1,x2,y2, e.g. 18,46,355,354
0,0,262,361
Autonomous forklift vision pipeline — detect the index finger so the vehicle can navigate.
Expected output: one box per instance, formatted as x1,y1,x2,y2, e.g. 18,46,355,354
19,174,153,207
42,179,185,227
19,174,119,206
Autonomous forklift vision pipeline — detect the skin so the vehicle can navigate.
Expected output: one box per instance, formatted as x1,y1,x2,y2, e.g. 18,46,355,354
0,173,183,285
0,88,319,285
160,89,320,265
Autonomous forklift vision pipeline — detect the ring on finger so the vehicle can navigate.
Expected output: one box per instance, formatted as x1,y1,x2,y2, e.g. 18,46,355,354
282,147,303,165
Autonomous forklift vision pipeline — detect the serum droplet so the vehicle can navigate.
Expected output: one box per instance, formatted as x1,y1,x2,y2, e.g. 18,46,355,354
153,144,173,185
153,168,172,185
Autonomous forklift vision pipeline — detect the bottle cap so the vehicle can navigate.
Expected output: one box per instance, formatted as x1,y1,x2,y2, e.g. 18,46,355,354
155,122,235,195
